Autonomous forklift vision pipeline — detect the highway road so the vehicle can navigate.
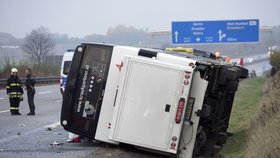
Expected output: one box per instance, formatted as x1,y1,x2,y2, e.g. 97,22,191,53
0,84,96,158
243,52,272,77
245,60,272,76
0,56,272,158
230,53,271,76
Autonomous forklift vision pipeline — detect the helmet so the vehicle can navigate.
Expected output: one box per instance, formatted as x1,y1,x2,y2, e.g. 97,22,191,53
11,68,18,73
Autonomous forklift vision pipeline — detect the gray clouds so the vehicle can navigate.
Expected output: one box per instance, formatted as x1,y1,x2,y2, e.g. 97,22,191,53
0,0,279,38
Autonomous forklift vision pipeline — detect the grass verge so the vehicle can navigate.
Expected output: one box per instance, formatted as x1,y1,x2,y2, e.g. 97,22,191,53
244,73,280,158
220,77,266,158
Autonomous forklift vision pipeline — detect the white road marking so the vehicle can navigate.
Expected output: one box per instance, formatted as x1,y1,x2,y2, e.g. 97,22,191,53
55,99,63,103
0,121,61,144
34,85,59,89
0,110,9,114
38,91,52,94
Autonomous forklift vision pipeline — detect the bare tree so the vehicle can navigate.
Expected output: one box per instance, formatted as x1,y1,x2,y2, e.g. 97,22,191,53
22,26,56,63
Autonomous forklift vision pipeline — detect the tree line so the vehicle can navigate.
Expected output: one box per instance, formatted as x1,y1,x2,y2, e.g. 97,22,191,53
1,25,280,63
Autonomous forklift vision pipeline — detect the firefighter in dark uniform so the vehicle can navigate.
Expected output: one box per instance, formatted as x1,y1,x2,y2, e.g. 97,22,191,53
6,68,24,115
25,68,36,115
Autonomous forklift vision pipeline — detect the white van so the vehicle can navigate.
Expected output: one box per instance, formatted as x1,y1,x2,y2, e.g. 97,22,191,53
60,50,74,95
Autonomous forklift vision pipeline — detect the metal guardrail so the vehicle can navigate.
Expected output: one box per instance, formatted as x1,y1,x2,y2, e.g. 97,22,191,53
0,76,59,88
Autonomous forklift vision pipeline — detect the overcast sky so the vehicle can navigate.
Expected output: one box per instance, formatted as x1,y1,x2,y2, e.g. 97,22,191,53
0,0,279,38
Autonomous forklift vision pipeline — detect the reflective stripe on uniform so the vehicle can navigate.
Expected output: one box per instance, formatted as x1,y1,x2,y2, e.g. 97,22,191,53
10,92,22,95
9,94,22,98
10,107,18,110
10,83,21,87
10,96,21,98
6,86,10,88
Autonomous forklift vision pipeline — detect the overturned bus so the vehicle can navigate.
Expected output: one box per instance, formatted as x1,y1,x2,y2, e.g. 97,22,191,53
60,43,248,158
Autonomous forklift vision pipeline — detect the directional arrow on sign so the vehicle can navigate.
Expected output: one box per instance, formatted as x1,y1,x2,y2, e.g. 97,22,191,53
174,31,179,43
172,20,259,44
218,30,226,41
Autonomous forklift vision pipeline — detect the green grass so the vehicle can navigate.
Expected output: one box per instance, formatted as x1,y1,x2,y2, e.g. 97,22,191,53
244,74,280,158
220,77,266,158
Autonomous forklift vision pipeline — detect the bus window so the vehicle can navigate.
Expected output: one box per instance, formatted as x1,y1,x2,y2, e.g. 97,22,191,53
63,61,71,75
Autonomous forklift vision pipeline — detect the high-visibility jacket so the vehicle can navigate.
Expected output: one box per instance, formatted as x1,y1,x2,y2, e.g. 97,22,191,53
6,75,23,98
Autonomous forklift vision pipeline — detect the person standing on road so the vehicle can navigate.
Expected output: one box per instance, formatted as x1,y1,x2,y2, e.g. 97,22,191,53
25,68,36,115
6,68,24,115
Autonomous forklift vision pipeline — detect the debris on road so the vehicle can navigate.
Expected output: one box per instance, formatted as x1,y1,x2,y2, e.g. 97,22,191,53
67,132,81,143
50,141,64,146
46,127,53,131
19,124,26,127
17,132,21,135
67,137,81,143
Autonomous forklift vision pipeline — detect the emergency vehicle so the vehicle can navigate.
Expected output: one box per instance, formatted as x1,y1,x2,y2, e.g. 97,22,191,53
166,48,244,67
60,50,74,95
61,43,248,157
166,47,216,59
229,58,244,67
